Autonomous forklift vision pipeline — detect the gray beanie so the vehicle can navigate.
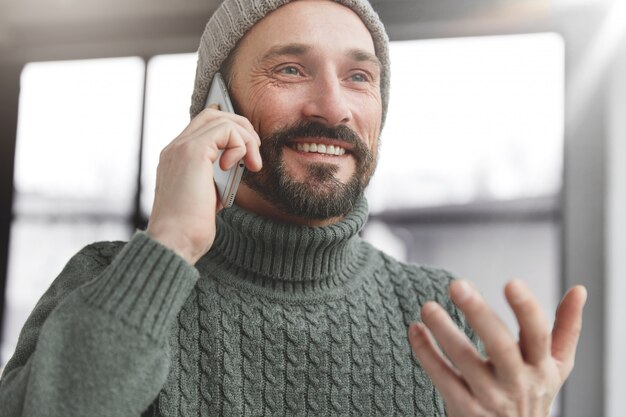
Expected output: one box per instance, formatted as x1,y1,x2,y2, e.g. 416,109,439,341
190,0,390,124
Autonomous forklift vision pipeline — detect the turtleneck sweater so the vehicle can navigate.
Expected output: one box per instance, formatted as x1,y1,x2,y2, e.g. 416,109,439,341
0,199,478,417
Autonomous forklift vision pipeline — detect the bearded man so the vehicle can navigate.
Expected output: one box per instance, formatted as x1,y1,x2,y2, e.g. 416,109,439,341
0,0,586,416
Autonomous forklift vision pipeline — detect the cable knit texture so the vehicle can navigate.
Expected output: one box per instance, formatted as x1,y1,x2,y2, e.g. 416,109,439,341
0,199,478,416
158,199,479,416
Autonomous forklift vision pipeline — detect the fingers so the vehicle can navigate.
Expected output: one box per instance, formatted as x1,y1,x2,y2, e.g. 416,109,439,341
551,285,587,378
505,279,551,365
198,120,262,171
418,301,497,401
411,281,586,417
175,113,262,172
448,280,524,378
407,322,479,408
183,105,259,141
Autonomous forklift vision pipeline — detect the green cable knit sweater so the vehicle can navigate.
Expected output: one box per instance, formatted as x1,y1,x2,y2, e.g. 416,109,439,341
0,200,477,416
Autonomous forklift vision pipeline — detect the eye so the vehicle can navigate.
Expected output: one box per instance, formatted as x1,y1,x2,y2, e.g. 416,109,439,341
349,72,369,83
278,65,301,76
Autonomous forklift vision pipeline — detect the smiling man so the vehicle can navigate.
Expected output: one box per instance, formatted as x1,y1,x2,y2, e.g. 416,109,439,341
0,0,586,416
228,3,381,224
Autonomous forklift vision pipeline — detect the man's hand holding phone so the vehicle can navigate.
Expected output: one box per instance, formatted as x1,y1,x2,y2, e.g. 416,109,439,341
207,73,247,209
146,74,262,265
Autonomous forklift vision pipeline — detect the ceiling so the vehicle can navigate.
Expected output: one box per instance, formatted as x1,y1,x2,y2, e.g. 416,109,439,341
0,0,602,62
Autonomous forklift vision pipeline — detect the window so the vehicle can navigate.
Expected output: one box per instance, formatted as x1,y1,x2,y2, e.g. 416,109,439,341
2,34,565,372
367,32,564,212
141,53,198,217
2,57,145,363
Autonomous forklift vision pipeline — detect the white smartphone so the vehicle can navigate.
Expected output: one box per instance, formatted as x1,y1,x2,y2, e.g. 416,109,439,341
205,72,245,208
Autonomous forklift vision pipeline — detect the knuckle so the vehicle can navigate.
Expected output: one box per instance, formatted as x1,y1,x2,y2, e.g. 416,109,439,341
487,395,516,416
529,384,552,407
158,144,176,164
488,337,519,359
246,132,260,146
212,119,231,131
507,372,527,393
511,386,549,417
233,112,252,126
241,115,255,130
180,140,216,161
450,340,477,360
200,106,220,116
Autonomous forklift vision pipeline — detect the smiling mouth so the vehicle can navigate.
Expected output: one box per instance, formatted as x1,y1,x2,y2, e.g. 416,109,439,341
288,142,347,156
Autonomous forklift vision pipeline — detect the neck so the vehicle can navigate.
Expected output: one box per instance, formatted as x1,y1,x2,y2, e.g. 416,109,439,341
234,182,345,227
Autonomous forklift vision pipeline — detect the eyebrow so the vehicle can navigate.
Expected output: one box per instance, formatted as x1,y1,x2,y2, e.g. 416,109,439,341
261,43,311,61
260,43,381,69
347,48,381,69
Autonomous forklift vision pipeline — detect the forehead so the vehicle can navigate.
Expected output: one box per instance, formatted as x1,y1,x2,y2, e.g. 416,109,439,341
238,0,376,59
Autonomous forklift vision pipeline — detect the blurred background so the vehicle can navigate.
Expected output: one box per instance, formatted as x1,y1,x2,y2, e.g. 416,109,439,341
0,0,624,415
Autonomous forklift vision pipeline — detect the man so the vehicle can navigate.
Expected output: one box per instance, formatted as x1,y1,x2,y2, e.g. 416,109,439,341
0,0,586,416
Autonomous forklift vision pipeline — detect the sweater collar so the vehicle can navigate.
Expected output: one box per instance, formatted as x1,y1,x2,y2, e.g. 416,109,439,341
210,199,369,282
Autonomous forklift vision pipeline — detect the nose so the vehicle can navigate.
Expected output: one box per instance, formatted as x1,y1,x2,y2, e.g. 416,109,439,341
301,72,353,126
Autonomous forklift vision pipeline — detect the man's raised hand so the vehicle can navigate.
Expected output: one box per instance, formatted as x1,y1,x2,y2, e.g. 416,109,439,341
408,279,587,417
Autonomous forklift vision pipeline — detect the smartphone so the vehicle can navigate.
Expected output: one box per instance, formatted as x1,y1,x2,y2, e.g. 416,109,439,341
205,72,245,208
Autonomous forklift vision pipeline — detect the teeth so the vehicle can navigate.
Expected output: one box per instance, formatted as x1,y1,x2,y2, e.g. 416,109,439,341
294,142,346,156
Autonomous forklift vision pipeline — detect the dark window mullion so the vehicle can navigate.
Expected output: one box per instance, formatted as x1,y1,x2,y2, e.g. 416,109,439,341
0,62,24,363
133,56,151,232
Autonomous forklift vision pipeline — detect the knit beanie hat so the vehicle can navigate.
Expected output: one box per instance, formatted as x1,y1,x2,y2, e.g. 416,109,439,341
190,0,390,124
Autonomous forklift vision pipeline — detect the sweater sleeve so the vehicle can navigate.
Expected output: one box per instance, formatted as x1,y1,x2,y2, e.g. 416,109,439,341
0,232,199,417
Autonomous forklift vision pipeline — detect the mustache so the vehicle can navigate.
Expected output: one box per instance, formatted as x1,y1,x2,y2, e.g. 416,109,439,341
261,120,371,162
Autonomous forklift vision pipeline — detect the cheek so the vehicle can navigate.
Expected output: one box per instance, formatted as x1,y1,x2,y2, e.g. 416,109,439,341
349,96,382,149
240,84,306,137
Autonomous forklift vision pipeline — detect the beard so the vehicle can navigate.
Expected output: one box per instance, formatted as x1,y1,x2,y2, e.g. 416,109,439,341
242,120,377,220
